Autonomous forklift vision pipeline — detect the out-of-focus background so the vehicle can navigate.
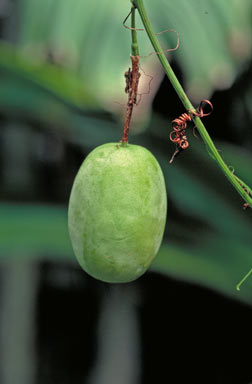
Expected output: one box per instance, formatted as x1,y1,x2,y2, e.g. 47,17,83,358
1,1,252,383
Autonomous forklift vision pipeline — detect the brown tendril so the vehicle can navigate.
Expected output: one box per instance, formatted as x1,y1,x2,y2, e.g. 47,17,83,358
169,99,213,163
123,7,144,32
123,11,180,57
141,29,180,58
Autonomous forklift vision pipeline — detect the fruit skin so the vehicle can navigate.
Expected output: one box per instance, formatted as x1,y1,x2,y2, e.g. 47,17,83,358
68,142,167,283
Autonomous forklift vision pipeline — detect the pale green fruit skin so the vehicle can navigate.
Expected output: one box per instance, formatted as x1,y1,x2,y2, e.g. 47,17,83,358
68,143,167,283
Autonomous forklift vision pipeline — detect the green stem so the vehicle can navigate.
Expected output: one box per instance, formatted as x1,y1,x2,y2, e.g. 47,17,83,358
236,268,252,291
131,6,139,56
133,0,252,207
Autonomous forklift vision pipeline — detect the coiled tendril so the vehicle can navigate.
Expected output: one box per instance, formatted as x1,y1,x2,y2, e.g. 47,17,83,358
169,99,213,163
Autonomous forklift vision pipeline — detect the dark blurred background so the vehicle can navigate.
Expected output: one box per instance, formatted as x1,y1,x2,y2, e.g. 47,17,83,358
1,1,252,383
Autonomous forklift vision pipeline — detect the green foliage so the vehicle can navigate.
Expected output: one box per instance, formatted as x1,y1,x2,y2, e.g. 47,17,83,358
0,43,97,109
0,203,71,259
151,0,252,99
18,0,252,104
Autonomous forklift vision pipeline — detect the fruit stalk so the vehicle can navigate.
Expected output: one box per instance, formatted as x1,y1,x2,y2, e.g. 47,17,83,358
133,0,252,208
122,55,141,144
122,5,141,144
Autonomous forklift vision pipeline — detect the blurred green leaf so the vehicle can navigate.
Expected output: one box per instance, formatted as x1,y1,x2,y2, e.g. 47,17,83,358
0,42,98,109
0,0,251,132
0,203,72,260
152,0,252,100
18,0,252,105
0,42,121,149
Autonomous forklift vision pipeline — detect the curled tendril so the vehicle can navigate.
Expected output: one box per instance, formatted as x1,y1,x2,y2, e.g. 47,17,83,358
169,100,213,163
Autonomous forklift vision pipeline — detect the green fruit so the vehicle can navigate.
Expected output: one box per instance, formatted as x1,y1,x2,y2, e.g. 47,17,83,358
68,142,167,283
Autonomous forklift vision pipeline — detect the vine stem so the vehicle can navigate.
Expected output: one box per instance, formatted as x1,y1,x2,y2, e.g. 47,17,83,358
236,268,252,290
133,0,252,207
131,5,139,56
